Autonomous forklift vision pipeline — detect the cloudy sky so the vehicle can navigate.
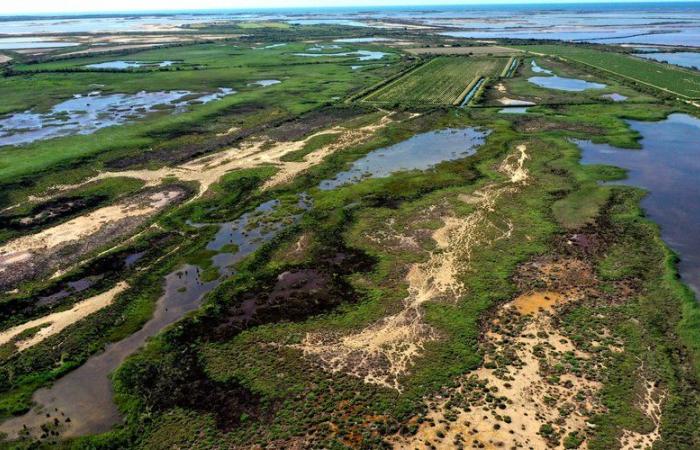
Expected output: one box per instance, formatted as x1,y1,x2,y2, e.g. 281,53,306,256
1,0,678,16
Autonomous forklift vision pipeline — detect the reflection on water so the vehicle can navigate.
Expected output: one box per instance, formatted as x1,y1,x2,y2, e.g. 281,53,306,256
293,50,388,61
577,113,700,296
319,127,488,190
633,52,700,70
0,196,311,439
500,107,529,114
0,37,79,50
0,88,236,147
248,79,281,87
528,61,606,91
602,93,628,102
85,60,178,69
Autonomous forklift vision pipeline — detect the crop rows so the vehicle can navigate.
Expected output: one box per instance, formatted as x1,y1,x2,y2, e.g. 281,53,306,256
363,56,504,105
516,44,700,99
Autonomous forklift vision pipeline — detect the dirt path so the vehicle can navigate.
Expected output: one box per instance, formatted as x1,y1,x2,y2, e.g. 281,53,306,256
0,282,128,353
295,146,530,390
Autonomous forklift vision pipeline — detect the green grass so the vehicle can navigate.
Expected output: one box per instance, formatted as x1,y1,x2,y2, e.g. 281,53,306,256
363,56,505,105
513,44,700,99
0,42,397,187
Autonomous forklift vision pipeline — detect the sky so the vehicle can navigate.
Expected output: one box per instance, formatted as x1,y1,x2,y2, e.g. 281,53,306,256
0,0,690,15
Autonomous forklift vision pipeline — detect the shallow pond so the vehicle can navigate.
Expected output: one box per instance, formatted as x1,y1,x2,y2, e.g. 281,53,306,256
602,93,628,102
84,60,178,69
528,61,606,92
319,127,488,190
529,75,606,92
633,52,700,70
577,113,700,295
334,37,389,43
293,50,388,61
499,107,530,114
0,88,236,147
249,79,281,87
0,196,310,438
0,37,79,50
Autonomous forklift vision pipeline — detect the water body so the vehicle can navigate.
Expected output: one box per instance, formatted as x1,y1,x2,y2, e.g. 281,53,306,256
528,61,606,92
249,79,281,87
0,88,235,147
319,127,488,190
0,37,79,50
602,93,628,102
577,113,700,296
0,196,310,439
499,107,530,114
633,52,700,70
333,37,389,43
460,78,485,107
84,60,178,69
293,50,388,61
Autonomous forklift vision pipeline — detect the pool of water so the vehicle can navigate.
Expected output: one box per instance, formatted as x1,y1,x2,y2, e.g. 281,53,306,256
499,107,530,114
0,88,236,147
0,37,79,50
319,127,489,190
529,76,606,92
0,195,311,439
293,50,388,61
85,60,178,69
249,79,281,87
577,113,700,296
633,52,700,70
333,37,389,43
528,61,606,92
602,93,628,102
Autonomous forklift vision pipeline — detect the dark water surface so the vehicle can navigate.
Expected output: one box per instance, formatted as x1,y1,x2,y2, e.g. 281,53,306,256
578,113,700,295
0,197,309,439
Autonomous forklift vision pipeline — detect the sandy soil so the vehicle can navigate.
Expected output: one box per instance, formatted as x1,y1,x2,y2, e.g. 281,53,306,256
620,378,665,450
295,145,530,390
498,97,536,106
55,113,394,198
0,55,11,64
0,188,183,290
0,282,128,353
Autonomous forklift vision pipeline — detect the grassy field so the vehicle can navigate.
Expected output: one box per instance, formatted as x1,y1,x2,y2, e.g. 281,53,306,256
513,44,700,99
0,41,400,193
362,56,505,105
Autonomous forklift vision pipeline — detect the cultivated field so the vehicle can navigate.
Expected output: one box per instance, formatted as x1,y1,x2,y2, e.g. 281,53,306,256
516,44,700,99
363,56,505,105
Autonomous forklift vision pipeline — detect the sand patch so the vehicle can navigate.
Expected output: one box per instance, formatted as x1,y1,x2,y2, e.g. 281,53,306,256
55,113,394,200
0,282,128,353
620,378,665,450
0,188,184,290
295,146,530,390
0,55,11,64
511,290,566,315
393,287,603,450
498,97,536,106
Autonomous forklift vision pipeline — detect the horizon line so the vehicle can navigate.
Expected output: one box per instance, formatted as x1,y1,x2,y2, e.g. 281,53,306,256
1,1,698,19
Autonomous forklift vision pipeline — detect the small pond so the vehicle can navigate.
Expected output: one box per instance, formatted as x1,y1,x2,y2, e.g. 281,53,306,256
319,127,489,190
334,37,389,43
249,79,281,87
602,93,628,102
84,60,178,69
529,61,606,92
577,113,700,296
499,107,529,114
0,37,79,50
293,50,388,61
